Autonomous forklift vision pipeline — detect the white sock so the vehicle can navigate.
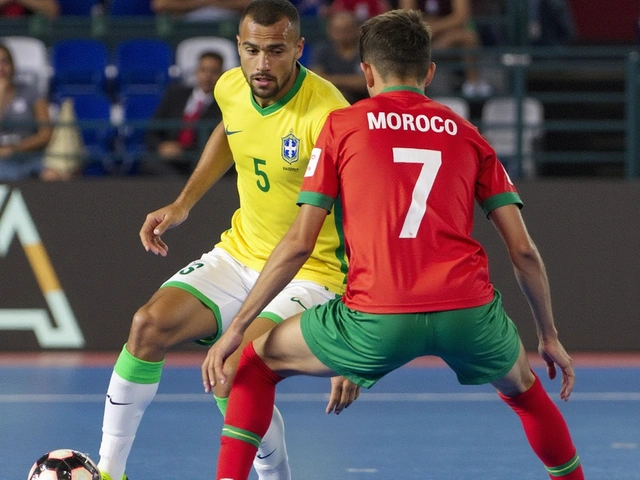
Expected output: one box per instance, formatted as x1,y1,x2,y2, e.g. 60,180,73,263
97,371,159,479
253,406,291,480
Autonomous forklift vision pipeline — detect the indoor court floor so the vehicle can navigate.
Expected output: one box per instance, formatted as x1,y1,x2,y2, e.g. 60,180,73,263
1,352,639,480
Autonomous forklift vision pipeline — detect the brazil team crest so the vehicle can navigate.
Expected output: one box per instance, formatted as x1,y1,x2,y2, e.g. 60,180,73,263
281,131,300,164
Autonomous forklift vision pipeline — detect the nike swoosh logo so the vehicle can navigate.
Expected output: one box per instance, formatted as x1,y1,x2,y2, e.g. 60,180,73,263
107,394,132,406
256,448,276,460
225,125,243,135
290,297,308,310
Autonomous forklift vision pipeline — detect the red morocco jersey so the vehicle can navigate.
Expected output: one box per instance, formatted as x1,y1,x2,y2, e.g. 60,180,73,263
298,86,522,313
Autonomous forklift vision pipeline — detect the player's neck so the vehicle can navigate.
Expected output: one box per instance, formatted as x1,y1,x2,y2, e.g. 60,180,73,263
374,80,424,96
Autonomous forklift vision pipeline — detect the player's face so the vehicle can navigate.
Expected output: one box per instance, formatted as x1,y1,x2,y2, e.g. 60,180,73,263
196,56,223,94
328,12,359,48
0,48,14,81
237,16,303,107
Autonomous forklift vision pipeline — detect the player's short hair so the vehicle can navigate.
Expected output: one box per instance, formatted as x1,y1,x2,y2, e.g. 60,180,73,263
240,0,301,39
359,9,432,82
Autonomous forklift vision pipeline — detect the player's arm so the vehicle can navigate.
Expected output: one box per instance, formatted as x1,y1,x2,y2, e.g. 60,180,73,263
489,204,575,400
203,203,328,389
140,121,234,255
173,121,234,210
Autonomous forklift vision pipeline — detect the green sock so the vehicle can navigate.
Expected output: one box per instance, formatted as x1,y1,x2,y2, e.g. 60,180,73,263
113,344,164,384
214,394,228,416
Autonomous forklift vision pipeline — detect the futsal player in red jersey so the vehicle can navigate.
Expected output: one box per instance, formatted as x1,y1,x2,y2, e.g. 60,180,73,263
203,9,584,480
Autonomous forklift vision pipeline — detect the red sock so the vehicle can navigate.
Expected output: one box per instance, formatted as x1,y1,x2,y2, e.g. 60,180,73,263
500,373,584,479
216,342,283,480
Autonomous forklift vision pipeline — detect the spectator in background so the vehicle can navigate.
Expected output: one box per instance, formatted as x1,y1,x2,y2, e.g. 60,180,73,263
399,0,492,97
0,0,60,19
144,51,223,176
290,0,327,17
528,0,576,46
330,0,390,22
0,43,52,181
311,10,368,104
151,0,250,21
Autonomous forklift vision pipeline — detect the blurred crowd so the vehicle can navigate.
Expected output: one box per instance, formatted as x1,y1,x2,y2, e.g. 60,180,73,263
1,0,625,180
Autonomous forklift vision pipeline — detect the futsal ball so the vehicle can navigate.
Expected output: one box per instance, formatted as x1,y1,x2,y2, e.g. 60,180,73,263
27,449,100,480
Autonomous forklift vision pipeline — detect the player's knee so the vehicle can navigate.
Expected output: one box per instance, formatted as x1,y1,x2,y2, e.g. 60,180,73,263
129,305,173,351
494,360,536,397
213,381,232,400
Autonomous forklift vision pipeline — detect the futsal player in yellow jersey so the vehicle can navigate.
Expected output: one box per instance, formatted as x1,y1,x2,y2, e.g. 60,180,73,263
96,2,358,480
213,65,348,294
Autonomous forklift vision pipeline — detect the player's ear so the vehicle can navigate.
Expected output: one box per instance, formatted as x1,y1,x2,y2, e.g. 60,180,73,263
295,36,305,61
424,62,436,89
360,62,374,88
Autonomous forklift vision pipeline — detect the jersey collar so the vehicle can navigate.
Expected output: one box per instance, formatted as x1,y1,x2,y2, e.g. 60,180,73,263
380,85,426,96
250,62,307,116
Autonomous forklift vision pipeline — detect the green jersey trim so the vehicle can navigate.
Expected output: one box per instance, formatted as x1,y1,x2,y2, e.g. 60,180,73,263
381,85,425,96
332,196,349,279
481,192,523,217
297,191,334,211
297,191,348,281
250,63,308,116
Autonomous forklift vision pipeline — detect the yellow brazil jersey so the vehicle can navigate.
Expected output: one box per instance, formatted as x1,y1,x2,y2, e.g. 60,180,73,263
214,64,349,294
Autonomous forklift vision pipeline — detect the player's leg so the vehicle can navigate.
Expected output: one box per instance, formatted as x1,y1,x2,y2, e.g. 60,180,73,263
217,299,417,480
492,344,584,480
217,313,335,480
99,250,245,480
98,286,217,480
434,292,583,479
213,281,336,480
212,316,290,480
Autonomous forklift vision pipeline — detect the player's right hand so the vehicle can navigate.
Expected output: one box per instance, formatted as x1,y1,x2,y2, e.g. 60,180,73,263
326,376,360,415
139,203,189,256
202,328,244,391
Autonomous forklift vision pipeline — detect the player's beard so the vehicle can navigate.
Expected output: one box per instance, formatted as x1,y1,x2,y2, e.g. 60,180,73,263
249,68,294,101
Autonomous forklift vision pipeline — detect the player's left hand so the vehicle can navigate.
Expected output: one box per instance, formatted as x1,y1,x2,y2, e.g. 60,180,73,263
538,338,575,401
326,376,360,415
202,328,244,392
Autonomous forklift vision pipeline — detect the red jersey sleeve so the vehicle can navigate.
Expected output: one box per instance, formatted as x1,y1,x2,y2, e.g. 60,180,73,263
474,135,523,216
298,115,341,211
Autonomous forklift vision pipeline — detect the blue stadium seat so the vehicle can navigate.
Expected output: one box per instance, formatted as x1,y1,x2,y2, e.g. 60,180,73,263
55,92,116,176
114,39,174,95
50,39,109,96
109,0,154,16
59,0,100,15
120,92,162,168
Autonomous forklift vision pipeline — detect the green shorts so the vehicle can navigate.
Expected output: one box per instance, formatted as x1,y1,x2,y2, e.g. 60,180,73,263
300,290,520,388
